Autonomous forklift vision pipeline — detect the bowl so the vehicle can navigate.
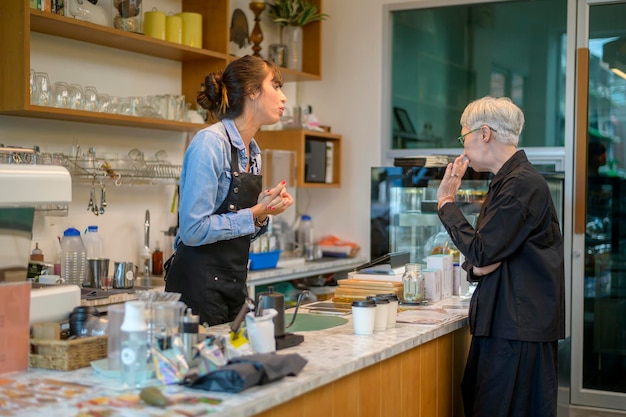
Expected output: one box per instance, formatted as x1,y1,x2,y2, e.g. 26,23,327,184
249,250,281,270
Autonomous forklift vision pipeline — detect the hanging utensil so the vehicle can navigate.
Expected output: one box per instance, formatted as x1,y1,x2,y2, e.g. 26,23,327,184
87,187,95,211
99,184,106,215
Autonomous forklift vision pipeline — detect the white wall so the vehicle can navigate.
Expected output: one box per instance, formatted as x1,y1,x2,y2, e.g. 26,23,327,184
2,0,425,266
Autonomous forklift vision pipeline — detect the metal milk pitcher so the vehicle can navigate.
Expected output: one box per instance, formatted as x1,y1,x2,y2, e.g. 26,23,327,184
113,261,136,289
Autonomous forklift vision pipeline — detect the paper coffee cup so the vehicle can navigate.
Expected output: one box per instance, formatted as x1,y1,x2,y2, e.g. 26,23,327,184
351,300,376,335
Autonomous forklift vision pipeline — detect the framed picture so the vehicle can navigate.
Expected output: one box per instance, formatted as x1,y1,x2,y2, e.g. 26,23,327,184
393,107,416,134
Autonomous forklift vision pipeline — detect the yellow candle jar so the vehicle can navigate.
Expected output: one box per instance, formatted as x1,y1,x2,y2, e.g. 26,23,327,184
165,13,182,44
143,9,166,40
178,12,203,48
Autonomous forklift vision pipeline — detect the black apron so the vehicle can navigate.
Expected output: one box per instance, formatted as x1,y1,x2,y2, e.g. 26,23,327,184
165,129,262,326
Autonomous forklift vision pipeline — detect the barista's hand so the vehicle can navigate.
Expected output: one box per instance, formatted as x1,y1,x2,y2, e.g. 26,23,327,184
437,154,470,209
472,262,502,276
253,181,295,222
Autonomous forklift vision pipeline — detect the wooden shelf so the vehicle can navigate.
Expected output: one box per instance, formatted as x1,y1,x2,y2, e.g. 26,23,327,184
30,10,229,63
0,1,325,132
255,129,341,188
5,106,207,132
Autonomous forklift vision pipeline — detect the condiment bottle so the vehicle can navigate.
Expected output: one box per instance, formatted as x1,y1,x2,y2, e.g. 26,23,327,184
120,301,149,388
402,263,425,303
151,240,163,276
30,242,44,261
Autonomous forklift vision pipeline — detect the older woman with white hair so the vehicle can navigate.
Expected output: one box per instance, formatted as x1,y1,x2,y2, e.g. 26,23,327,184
437,96,565,417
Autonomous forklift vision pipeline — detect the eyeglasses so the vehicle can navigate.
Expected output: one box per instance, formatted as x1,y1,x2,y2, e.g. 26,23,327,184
457,125,498,145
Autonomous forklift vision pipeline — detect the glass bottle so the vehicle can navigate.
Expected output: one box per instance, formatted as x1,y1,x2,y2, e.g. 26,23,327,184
402,263,425,303
151,240,163,276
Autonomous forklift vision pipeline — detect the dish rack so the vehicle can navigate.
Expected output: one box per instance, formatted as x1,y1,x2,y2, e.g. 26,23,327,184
64,154,182,185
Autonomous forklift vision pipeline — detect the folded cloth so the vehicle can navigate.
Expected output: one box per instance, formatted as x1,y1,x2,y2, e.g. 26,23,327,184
186,353,307,393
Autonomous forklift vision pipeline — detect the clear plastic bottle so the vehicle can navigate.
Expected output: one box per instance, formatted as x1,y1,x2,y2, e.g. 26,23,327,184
402,263,425,303
120,301,149,388
296,214,314,260
83,225,103,259
61,227,87,286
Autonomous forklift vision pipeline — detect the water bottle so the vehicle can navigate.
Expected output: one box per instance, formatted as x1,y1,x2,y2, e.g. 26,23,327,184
296,214,314,260
402,263,425,303
61,227,87,286
120,301,149,388
83,225,103,259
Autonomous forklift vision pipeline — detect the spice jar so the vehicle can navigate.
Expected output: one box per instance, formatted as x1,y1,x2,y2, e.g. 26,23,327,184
402,263,425,303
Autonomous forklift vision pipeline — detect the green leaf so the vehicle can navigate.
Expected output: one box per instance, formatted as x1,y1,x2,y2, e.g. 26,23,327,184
267,0,329,27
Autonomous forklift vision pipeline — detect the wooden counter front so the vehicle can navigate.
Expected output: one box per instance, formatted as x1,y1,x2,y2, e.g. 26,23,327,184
255,326,470,417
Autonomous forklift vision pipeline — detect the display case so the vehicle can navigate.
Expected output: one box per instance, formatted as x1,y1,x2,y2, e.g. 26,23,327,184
371,161,565,264
370,159,490,263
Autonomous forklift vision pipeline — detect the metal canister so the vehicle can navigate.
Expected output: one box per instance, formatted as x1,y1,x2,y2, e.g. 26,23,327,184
181,308,199,363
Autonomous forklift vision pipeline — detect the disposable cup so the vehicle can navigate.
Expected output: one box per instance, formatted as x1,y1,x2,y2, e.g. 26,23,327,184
369,296,390,332
351,300,376,335
379,293,399,328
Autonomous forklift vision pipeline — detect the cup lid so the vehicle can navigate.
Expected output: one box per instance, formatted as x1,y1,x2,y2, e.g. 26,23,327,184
352,299,376,307
367,295,389,304
377,293,399,301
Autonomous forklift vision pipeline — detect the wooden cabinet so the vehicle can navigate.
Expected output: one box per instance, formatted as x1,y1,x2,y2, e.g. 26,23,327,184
255,129,341,188
0,0,323,131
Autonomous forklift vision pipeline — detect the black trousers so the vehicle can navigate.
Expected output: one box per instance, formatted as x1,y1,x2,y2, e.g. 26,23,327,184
461,336,558,417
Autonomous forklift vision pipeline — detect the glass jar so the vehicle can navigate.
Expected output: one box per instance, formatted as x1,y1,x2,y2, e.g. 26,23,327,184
402,263,425,303
113,0,142,33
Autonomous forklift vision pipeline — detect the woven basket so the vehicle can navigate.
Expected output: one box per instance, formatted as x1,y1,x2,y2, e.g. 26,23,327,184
29,336,107,371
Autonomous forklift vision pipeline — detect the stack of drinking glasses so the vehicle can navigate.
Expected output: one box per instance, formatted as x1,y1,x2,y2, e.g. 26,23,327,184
29,68,188,121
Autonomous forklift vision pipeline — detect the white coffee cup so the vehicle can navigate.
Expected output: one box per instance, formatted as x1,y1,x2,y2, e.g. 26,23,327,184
351,299,377,335
245,308,278,353
39,274,65,285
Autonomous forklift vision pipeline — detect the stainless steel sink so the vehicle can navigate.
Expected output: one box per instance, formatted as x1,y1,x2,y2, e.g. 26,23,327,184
134,276,166,288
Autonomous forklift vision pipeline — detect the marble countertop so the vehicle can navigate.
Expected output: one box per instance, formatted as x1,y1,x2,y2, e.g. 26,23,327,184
6,299,468,417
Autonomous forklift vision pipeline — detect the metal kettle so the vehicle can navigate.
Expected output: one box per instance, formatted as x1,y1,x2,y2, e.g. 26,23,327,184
256,287,308,337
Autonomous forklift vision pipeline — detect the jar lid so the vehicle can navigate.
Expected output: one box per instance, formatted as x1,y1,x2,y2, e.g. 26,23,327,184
352,299,376,308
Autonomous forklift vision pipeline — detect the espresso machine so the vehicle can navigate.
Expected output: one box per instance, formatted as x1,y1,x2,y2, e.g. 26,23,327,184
0,164,80,325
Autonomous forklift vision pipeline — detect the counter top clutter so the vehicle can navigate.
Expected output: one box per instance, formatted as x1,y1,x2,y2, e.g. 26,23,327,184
7,299,469,417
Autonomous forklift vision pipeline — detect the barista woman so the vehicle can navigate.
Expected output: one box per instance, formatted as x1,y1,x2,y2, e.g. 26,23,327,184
165,55,294,326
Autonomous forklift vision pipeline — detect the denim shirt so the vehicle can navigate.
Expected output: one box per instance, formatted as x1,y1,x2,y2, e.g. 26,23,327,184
174,119,264,249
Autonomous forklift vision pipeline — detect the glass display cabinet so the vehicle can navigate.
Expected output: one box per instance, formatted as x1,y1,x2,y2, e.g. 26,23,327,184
370,158,490,263
370,159,565,265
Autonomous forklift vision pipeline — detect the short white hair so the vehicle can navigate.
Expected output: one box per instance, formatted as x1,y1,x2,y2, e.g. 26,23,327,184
460,96,524,146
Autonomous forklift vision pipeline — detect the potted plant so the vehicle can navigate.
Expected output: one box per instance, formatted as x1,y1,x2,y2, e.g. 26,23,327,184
266,0,328,71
